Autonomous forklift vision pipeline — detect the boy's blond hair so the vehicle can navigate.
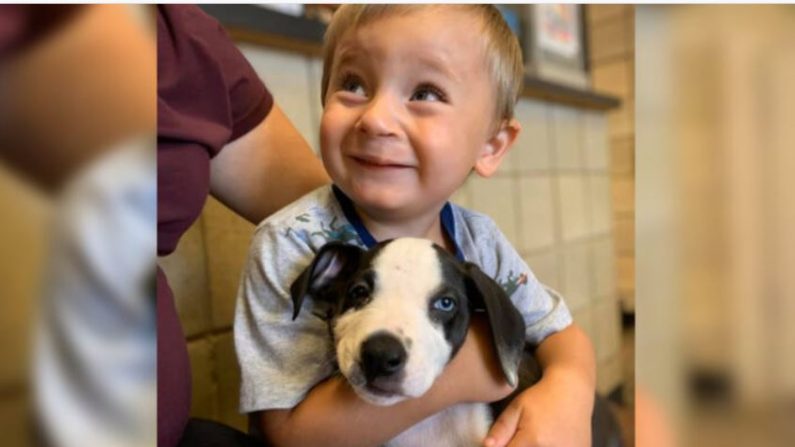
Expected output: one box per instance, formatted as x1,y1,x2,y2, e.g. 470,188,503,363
320,5,524,122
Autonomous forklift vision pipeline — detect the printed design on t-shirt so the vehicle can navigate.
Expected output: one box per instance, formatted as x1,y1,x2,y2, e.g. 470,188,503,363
498,271,528,297
311,216,358,244
285,215,359,246
283,213,316,244
284,226,313,245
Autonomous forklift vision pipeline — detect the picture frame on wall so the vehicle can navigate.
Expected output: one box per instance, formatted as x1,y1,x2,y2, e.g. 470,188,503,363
521,4,591,89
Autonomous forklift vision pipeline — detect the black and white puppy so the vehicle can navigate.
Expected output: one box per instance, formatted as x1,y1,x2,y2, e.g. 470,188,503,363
290,237,538,446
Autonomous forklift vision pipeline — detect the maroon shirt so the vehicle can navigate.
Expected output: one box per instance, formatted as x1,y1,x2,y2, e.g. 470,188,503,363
157,5,272,446
0,5,83,58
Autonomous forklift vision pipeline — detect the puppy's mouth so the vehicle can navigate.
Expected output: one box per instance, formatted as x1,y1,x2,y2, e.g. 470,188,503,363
345,367,406,401
364,382,403,398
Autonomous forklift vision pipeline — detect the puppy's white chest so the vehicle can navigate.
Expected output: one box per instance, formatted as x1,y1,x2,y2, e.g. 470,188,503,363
385,403,492,447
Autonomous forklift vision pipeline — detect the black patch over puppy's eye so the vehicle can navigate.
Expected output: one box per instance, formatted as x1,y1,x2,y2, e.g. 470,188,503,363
348,282,369,300
342,272,375,312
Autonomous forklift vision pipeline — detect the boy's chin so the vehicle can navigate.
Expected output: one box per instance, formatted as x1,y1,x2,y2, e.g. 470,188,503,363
347,188,414,214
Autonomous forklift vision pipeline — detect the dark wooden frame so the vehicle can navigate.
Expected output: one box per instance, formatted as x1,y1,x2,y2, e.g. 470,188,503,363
521,5,591,90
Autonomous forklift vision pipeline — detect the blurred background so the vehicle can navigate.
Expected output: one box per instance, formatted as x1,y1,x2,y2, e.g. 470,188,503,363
158,3,636,445
636,5,795,447
0,5,156,447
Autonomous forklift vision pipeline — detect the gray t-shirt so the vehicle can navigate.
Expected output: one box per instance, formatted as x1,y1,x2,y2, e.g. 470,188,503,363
234,185,572,413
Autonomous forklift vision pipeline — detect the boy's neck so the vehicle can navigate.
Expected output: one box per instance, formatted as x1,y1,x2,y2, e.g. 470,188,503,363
353,203,455,254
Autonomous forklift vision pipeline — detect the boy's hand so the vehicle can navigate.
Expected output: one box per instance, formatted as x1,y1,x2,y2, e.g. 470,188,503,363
483,370,593,447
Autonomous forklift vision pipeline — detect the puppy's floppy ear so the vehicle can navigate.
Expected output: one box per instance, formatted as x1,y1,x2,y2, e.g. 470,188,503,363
464,263,526,387
290,241,364,320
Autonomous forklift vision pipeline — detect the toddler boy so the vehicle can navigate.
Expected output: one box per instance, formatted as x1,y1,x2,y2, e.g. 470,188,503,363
235,5,596,446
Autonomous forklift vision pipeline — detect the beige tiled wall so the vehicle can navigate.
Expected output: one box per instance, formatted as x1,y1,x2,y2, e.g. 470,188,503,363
587,1,635,411
587,5,636,313
160,42,624,428
238,44,320,152
160,197,255,431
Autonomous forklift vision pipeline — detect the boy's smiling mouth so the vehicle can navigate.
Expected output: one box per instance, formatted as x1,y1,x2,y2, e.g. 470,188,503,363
350,154,414,170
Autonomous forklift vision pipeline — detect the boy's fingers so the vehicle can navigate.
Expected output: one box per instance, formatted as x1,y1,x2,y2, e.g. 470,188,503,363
484,405,521,447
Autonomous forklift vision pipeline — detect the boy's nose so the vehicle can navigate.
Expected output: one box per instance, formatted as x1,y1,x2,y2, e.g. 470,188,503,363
355,93,399,138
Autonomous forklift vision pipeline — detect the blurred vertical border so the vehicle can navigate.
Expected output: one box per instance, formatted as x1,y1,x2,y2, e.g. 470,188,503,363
636,5,795,447
0,5,156,447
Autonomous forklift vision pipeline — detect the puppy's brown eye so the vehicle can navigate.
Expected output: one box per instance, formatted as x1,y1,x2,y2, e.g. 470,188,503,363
349,283,370,300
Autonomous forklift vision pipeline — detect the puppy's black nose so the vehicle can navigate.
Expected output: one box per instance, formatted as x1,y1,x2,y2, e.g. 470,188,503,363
360,332,406,380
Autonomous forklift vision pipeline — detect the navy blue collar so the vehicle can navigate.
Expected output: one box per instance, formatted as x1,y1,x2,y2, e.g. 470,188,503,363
331,185,464,261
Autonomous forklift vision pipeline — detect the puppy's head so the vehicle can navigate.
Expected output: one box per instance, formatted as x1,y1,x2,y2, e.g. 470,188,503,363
290,238,525,406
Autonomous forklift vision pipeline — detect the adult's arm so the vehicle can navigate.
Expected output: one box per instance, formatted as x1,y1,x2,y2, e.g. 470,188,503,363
0,5,155,192
258,315,515,447
209,104,330,225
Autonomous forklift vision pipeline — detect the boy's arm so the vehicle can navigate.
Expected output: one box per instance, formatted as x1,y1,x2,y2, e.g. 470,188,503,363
535,322,596,400
257,314,515,447
454,212,596,446
485,323,596,447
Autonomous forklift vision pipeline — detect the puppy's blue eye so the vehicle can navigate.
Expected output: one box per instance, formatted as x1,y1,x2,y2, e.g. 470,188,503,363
432,296,456,312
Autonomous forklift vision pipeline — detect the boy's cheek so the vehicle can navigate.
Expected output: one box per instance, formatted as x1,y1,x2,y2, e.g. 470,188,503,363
320,108,352,142
319,117,341,152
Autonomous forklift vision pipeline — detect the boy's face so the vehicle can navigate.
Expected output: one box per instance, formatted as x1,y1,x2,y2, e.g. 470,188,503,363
320,7,511,219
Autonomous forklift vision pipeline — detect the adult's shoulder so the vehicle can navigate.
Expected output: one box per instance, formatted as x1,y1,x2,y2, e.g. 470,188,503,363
158,5,220,33
157,6,232,66
157,5,272,152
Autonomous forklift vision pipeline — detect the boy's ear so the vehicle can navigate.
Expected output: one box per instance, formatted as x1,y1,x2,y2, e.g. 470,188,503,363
473,118,521,178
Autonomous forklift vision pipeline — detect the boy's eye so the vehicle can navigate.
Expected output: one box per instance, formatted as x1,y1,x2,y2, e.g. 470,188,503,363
410,84,446,102
340,74,367,97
